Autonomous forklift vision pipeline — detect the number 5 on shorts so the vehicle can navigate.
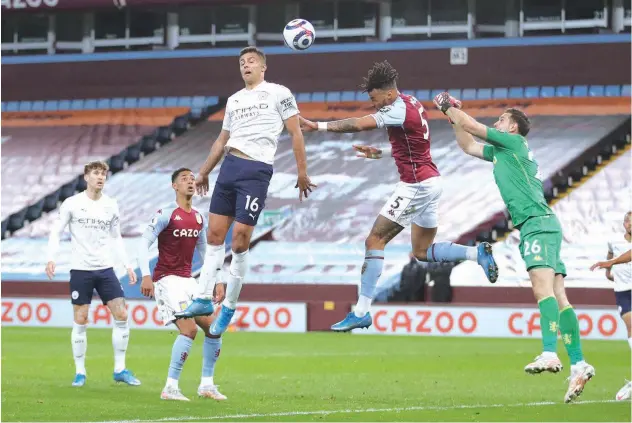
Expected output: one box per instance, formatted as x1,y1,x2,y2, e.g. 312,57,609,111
523,239,541,256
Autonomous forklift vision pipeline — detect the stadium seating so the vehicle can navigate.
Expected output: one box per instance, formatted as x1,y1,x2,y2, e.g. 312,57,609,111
451,151,632,288
1,124,152,220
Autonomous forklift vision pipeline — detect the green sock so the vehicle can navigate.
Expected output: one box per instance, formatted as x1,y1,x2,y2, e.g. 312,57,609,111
559,305,584,364
538,296,559,353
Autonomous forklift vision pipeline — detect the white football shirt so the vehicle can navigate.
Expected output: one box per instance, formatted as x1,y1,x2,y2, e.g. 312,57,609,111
608,237,632,292
47,191,130,271
222,81,299,165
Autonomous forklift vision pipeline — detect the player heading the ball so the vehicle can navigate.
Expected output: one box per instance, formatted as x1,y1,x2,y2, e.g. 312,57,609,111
175,46,317,335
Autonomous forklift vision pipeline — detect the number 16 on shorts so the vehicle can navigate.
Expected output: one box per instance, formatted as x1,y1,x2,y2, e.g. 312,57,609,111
245,195,259,221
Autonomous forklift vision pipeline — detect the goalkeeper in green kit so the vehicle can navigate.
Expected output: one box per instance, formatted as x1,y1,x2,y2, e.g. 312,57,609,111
433,92,594,403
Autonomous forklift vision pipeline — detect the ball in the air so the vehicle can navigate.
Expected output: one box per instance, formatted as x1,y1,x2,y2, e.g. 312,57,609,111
283,19,316,51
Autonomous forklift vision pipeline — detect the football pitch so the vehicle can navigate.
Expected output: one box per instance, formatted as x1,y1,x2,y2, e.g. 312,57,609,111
2,327,630,422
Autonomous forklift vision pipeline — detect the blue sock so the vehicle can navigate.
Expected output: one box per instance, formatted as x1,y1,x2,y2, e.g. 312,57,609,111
426,242,475,263
168,335,193,381
202,336,222,382
355,250,384,317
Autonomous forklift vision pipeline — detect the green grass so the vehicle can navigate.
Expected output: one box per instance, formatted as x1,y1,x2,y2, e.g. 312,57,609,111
2,327,630,422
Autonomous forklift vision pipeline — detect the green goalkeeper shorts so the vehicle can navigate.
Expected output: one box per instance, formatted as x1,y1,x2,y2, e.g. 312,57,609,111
518,214,567,277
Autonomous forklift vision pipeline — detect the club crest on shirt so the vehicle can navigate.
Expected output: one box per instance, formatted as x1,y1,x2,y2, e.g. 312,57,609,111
195,213,202,224
258,92,269,101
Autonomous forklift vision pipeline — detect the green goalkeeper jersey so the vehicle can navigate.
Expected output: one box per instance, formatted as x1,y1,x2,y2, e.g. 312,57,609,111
482,128,553,228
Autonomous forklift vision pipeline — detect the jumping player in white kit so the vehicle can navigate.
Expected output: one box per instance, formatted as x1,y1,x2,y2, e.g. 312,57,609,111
46,160,140,387
300,61,498,331
175,46,316,335
137,168,227,401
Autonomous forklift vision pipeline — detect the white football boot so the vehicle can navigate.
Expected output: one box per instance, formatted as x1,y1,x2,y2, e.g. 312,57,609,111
198,384,228,401
564,361,595,403
160,386,190,401
615,380,631,401
524,353,563,374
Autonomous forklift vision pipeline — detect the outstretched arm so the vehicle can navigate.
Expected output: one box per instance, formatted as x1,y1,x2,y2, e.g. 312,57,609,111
446,108,489,141
590,249,631,271
300,115,378,133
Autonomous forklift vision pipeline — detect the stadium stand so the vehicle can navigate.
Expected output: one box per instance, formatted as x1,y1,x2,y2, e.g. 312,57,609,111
451,149,632,288
1,124,152,220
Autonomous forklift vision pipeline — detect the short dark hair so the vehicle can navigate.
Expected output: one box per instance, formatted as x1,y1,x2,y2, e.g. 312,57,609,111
171,167,192,183
359,60,399,92
505,108,531,137
239,46,266,63
84,160,109,175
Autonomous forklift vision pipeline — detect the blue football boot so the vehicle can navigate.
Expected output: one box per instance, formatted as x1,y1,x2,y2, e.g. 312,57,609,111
72,374,86,387
331,312,372,332
477,242,498,283
174,298,215,319
113,369,141,386
209,304,236,336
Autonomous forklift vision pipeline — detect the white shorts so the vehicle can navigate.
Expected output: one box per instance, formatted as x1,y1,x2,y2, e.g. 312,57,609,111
154,275,200,326
379,177,442,228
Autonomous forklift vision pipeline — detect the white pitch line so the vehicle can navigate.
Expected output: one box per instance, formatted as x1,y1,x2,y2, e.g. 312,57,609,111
97,399,620,423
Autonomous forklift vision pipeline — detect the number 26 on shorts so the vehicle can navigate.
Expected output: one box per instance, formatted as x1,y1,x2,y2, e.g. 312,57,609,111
523,240,541,256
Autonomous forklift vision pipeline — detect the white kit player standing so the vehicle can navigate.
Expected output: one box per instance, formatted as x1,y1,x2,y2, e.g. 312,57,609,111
176,46,317,335
46,160,140,387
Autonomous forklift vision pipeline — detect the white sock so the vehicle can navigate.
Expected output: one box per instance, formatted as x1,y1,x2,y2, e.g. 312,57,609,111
465,247,478,261
201,244,226,297
541,351,558,359
166,377,179,389
72,322,88,375
112,319,129,373
354,295,372,317
628,337,632,350
223,250,248,309
201,376,214,387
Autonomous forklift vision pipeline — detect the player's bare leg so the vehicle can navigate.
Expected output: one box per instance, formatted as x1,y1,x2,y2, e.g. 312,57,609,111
524,268,564,375
177,213,234,319
107,297,140,386
161,318,198,401
332,216,403,332
195,314,227,400
71,304,89,387
551,274,595,402
210,221,255,335
616,311,631,401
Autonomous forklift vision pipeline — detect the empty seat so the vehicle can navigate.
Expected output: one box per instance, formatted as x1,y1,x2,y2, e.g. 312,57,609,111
415,90,431,101
492,88,508,99
604,85,621,97
540,86,556,98
476,88,491,100
326,91,341,102
524,86,540,98
588,85,605,97
70,99,84,110
340,91,355,101
296,93,311,103
572,85,589,97
461,89,477,101
177,97,193,107
311,92,325,102
123,98,138,108
205,96,219,106
137,97,152,108
150,97,165,108
18,101,33,112
110,98,125,108
97,98,111,109
164,97,179,107
7,102,19,112
508,87,524,98
31,101,45,111
355,91,366,101
83,99,98,109
621,85,631,97
58,100,71,110
555,86,572,97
